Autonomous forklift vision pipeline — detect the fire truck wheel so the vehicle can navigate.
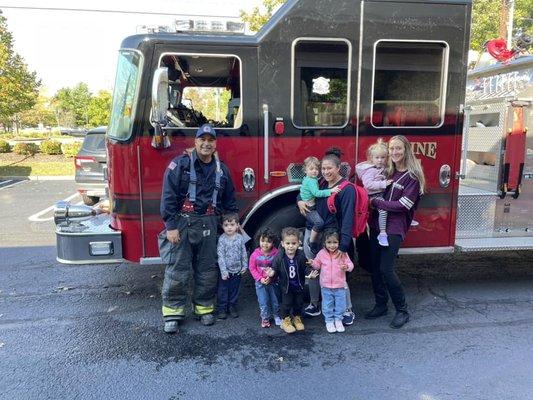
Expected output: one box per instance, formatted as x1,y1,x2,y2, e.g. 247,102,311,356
82,194,100,206
256,205,306,241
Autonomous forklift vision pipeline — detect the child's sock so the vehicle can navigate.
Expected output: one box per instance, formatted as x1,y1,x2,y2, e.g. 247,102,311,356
377,232,389,247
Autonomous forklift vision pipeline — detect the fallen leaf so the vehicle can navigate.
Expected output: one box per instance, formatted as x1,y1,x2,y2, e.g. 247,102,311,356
107,306,118,313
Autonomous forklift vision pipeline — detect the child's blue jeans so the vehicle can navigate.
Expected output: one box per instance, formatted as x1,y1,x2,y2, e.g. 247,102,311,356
321,287,347,323
255,281,280,320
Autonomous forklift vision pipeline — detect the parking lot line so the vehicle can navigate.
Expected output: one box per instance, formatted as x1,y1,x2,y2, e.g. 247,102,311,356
0,179,27,190
28,193,80,222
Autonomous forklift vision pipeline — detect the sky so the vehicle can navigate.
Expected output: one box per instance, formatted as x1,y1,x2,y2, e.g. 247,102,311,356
1,0,264,95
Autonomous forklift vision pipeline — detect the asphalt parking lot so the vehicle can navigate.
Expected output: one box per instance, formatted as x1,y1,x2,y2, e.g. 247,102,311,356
1,180,533,399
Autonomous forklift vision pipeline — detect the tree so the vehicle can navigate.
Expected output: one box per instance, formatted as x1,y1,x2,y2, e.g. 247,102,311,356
0,14,41,132
51,83,92,127
241,0,532,51
87,90,112,127
240,0,286,32
19,92,56,128
471,0,533,51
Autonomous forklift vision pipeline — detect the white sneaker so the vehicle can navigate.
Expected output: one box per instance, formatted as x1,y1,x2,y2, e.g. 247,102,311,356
334,320,345,332
326,322,336,333
274,316,282,326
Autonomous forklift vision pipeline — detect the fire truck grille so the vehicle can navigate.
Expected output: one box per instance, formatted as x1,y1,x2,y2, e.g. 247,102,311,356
287,162,352,183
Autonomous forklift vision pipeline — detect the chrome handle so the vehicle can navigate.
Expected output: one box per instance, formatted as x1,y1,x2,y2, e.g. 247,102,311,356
263,104,269,183
243,167,255,192
458,105,471,180
439,164,451,188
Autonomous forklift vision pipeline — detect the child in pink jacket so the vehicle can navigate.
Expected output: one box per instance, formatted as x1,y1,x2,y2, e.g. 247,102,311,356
249,228,281,328
355,139,392,247
312,230,354,333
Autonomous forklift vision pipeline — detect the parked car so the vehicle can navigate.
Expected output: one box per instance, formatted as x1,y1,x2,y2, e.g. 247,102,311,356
61,127,89,137
75,127,107,205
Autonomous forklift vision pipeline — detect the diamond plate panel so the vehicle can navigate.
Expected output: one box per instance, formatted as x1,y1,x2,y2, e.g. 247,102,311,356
456,193,496,238
466,126,502,153
287,162,351,183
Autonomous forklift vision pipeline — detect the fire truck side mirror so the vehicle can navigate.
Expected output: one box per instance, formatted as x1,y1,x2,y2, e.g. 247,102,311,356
151,67,169,127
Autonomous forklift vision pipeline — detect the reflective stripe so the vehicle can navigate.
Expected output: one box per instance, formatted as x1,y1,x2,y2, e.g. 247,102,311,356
399,196,414,210
162,305,185,317
194,304,214,315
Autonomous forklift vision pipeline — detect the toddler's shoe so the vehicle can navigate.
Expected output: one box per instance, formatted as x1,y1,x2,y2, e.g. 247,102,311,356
326,322,336,333
342,310,355,326
261,318,271,328
303,303,321,317
281,316,296,334
293,315,305,331
274,316,282,326
334,320,345,332
377,233,389,247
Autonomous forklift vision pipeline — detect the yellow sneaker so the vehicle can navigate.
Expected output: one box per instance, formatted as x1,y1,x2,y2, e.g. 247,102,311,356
293,315,305,331
281,316,296,334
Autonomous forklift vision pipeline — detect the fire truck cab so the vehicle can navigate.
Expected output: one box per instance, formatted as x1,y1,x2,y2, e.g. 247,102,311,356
56,0,532,265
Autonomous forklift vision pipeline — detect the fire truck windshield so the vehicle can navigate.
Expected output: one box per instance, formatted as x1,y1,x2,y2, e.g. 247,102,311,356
108,50,143,140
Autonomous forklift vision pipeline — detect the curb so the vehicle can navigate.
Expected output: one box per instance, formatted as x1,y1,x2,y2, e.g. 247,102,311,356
0,175,74,181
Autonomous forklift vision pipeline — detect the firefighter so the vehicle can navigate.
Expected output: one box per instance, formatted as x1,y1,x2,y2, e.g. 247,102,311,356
160,124,238,334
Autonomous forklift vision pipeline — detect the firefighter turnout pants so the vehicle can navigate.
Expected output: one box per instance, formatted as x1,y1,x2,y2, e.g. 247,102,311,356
162,214,219,321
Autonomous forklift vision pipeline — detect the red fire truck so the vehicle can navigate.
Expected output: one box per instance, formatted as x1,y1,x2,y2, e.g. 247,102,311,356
54,0,530,265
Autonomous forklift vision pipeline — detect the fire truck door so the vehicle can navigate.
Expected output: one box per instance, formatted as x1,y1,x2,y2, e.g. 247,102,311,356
356,1,471,249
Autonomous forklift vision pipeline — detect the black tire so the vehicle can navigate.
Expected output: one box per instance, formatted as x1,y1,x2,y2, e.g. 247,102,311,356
82,194,99,206
254,205,306,245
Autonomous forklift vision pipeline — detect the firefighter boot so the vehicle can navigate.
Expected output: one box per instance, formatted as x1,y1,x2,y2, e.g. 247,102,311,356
281,316,296,334
293,315,305,331
163,320,179,334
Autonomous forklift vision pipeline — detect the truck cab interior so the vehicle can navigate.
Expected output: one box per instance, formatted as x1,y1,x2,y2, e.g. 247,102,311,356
161,54,242,129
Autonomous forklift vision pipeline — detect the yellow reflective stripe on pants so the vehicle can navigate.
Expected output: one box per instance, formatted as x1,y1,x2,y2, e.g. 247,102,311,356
162,305,185,317
194,304,214,315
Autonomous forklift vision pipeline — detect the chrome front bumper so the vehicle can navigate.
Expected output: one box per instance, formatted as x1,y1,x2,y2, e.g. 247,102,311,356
55,211,123,265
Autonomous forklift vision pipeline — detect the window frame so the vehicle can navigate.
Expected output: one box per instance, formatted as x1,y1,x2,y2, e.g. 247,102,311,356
290,37,352,130
107,48,144,141
370,39,450,129
157,52,244,131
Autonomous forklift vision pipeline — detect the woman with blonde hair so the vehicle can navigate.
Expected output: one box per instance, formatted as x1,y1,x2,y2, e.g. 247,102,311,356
364,135,425,329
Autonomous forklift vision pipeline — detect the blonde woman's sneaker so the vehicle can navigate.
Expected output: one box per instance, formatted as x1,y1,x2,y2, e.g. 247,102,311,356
326,322,336,333
293,315,305,331
390,311,410,329
281,316,296,334
274,316,282,326
334,320,345,332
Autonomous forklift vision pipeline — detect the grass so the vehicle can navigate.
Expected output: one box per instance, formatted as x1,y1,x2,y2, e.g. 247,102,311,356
0,155,74,176
0,130,63,140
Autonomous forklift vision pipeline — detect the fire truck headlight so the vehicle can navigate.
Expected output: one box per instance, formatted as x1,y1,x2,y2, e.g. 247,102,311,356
54,201,100,225
243,167,255,192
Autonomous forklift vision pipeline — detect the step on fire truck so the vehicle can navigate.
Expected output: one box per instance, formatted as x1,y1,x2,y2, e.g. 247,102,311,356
53,0,531,265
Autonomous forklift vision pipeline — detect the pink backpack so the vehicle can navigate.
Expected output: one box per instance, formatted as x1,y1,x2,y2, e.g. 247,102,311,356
326,181,369,238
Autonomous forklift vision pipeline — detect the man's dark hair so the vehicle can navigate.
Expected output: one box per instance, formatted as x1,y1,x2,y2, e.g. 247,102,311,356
221,212,239,224
281,227,300,240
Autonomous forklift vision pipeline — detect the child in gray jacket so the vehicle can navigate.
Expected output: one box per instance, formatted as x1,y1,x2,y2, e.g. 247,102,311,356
216,213,248,319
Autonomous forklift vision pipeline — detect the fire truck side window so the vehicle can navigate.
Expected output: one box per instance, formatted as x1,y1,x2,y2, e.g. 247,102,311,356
108,50,142,140
372,41,448,128
292,39,350,129
160,54,241,129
